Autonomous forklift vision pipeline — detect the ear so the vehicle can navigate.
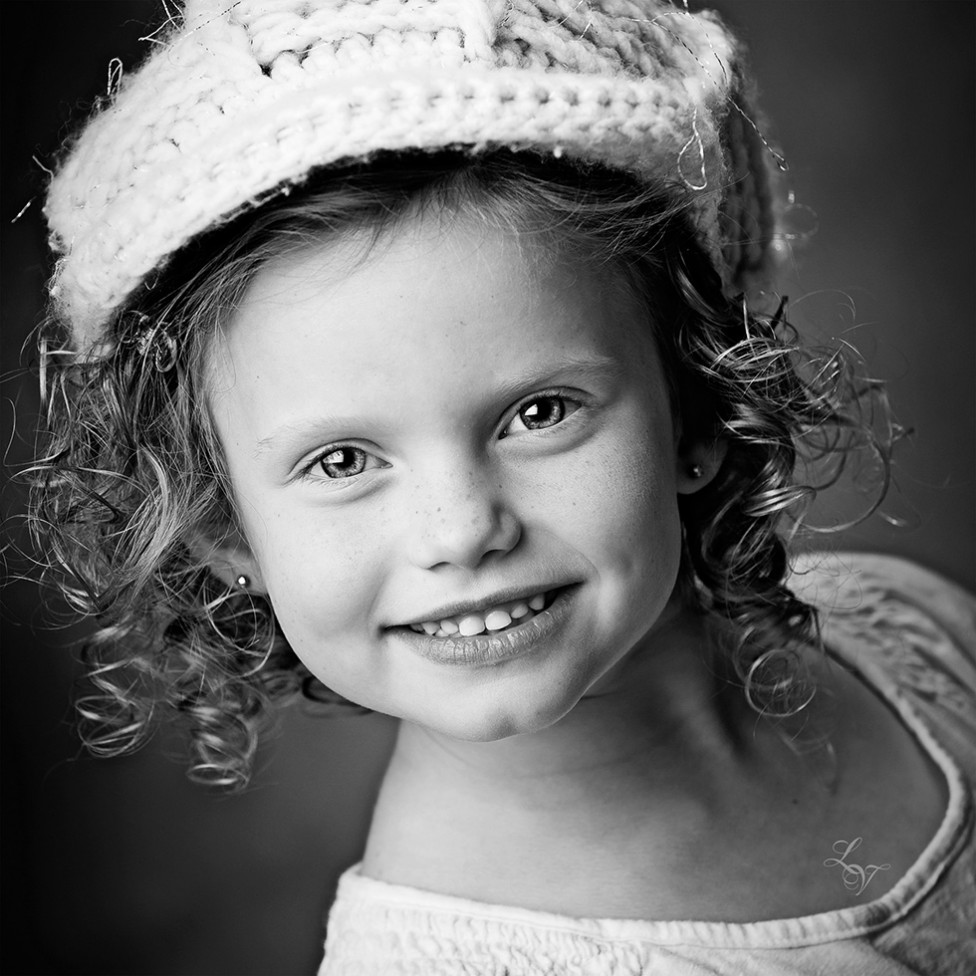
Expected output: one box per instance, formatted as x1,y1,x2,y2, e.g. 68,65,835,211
675,436,727,495
186,525,267,593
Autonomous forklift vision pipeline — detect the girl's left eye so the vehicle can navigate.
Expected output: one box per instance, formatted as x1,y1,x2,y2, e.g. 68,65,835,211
308,446,377,480
504,394,581,436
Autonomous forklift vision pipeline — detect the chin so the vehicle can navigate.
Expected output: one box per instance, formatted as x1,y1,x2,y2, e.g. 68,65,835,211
411,683,585,743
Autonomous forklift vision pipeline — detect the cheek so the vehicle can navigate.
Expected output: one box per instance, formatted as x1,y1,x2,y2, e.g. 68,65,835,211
242,503,389,645
531,401,680,561
585,435,682,587
259,543,386,701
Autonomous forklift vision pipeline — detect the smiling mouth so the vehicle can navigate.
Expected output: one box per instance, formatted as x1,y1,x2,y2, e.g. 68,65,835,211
404,589,561,639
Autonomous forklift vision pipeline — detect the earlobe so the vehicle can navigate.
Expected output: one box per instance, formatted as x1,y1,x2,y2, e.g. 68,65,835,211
676,439,727,495
186,527,266,593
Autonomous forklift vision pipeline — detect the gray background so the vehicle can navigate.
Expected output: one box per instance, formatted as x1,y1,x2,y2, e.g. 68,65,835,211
2,2,973,973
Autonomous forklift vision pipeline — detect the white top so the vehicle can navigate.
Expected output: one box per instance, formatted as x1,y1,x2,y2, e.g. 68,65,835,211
319,553,976,975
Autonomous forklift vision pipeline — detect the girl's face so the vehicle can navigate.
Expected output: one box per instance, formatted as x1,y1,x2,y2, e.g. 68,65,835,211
209,213,706,741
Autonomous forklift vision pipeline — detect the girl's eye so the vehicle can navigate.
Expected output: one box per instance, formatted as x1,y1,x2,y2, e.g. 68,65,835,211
505,394,580,436
314,446,371,479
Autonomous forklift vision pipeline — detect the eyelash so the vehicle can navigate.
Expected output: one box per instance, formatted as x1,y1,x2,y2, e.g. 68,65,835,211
299,391,585,482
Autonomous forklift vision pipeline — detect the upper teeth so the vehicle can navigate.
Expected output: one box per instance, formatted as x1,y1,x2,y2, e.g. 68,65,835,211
409,592,548,637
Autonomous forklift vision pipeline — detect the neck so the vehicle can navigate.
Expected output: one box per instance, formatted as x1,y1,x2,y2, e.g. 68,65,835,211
386,609,764,812
361,609,842,904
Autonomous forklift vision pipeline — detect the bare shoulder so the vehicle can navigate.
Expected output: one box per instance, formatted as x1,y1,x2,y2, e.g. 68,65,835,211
814,658,950,891
633,662,952,921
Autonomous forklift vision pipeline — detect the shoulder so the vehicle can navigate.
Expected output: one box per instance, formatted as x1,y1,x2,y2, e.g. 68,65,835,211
789,550,975,644
789,550,976,711
788,549,973,602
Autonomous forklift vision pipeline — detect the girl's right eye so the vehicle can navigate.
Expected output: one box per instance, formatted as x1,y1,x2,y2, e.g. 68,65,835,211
305,446,379,480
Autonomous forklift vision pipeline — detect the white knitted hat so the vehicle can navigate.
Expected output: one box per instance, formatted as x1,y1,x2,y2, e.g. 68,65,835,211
45,0,781,349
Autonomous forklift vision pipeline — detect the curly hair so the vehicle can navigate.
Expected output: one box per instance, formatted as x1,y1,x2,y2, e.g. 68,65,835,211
28,149,894,788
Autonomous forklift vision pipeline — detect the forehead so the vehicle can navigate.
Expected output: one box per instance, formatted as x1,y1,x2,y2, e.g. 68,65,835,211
206,211,664,427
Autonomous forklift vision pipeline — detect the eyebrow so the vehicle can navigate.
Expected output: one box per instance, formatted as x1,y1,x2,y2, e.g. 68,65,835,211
254,416,387,459
252,353,624,460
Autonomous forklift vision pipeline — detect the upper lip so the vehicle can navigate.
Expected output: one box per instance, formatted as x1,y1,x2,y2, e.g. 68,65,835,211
394,583,573,628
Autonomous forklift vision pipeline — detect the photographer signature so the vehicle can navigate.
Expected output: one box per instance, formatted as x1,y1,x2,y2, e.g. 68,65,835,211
824,838,891,896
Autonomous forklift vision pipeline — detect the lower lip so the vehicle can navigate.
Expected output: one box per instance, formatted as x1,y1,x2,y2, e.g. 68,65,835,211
389,587,576,667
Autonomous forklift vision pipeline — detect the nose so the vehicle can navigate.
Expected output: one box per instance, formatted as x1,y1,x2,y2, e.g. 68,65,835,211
407,462,522,571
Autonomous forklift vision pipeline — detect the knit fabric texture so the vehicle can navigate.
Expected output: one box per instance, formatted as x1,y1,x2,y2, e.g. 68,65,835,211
45,0,782,350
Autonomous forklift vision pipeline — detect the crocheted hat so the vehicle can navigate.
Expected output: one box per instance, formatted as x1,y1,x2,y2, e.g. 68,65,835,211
45,0,782,350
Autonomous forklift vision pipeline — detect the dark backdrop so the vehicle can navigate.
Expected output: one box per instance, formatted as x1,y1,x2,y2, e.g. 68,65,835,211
2,2,973,974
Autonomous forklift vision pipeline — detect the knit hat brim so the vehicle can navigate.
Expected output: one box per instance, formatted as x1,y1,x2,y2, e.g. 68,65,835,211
45,1,778,350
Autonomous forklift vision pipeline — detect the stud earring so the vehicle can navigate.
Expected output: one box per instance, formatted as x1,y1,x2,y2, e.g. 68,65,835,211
236,574,250,589
688,463,704,479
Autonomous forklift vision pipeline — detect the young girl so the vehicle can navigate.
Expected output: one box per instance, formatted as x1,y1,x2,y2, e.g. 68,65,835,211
31,0,975,972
